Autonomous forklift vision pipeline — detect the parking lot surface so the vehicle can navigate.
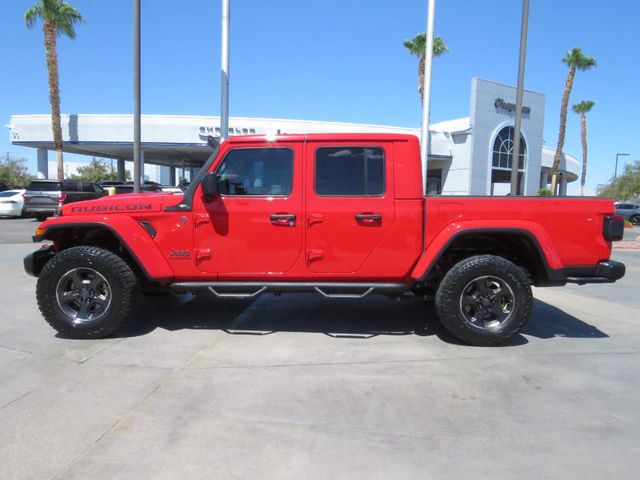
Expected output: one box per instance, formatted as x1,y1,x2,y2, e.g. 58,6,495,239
1,218,639,479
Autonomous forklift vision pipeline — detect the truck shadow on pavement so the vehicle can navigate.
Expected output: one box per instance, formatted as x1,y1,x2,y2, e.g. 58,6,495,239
115,293,608,346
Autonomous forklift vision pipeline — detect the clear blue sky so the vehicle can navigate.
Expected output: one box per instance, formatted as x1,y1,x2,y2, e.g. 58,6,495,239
1,0,638,194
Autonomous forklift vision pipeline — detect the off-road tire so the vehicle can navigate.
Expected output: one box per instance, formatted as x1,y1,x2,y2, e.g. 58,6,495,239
36,246,139,339
435,255,532,346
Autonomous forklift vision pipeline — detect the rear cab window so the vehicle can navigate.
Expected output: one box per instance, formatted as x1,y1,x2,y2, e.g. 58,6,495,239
315,146,385,196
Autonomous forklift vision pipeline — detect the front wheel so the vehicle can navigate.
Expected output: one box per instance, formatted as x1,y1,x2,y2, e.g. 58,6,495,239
630,215,640,226
36,246,139,339
435,255,532,346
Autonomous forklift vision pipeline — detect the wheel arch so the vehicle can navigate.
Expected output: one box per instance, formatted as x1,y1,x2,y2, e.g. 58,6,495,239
36,221,174,281
412,227,562,287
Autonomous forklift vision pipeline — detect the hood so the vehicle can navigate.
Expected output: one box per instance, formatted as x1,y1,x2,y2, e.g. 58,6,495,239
60,192,184,216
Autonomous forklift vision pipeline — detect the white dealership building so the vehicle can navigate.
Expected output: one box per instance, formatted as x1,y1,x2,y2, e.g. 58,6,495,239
7,78,578,195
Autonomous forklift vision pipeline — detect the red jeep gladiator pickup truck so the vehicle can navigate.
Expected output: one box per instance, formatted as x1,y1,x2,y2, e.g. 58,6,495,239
24,133,626,345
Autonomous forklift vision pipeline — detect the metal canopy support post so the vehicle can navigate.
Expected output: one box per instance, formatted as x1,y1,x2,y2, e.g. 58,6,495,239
140,149,145,182
117,158,125,182
420,0,436,196
133,0,142,193
36,147,49,179
510,0,529,196
220,0,230,140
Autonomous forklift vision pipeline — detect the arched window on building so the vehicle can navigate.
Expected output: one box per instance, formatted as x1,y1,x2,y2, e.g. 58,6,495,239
490,126,526,195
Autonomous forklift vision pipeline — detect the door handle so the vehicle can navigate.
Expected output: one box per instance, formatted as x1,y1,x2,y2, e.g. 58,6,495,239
270,213,296,227
355,213,382,222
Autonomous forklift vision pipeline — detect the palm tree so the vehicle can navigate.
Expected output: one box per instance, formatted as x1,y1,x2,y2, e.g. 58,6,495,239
403,34,449,105
25,0,84,181
550,48,596,194
572,100,595,196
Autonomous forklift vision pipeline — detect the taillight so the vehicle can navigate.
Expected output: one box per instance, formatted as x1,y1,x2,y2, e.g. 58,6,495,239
58,193,67,203
603,215,624,241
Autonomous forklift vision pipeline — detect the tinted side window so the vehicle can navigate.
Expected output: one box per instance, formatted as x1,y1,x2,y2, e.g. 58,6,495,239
63,181,81,192
315,147,384,196
216,148,294,196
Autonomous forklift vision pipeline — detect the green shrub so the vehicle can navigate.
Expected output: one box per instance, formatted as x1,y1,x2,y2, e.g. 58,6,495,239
538,188,553,196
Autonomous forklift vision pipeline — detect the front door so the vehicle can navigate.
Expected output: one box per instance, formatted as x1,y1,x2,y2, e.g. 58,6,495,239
193,144,303,275
305,142,395,273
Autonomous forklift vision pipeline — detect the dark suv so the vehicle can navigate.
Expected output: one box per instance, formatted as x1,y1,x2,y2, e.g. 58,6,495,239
23,180,106,221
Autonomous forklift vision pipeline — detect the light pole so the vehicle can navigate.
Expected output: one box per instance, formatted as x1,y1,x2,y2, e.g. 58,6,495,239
510,0,529,196
420,0,436,196
614,153,629,179
220,0,230,140
133,0,142,193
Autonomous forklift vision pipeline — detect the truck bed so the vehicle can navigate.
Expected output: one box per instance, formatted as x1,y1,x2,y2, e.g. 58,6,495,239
424,196,615,269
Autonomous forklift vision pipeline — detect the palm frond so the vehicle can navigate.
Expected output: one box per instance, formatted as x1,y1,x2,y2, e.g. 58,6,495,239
403,33,448,57
24,4,43,29
572,100,595,114
24,0,84,38
433,37,449,57
562,47,597,70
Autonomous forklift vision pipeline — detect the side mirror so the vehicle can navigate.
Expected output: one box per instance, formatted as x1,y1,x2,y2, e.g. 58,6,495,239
202,172,219,201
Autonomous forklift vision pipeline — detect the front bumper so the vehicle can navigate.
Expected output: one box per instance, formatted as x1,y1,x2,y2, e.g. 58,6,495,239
24,245,55,277
564,260,626,285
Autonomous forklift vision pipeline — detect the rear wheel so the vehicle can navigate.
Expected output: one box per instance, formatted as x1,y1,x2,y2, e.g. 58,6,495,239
630,215,640,226
435,255,532,346
36,246,139,339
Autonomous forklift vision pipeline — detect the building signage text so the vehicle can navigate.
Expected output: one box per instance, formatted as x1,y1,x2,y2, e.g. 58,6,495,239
494,98,531,115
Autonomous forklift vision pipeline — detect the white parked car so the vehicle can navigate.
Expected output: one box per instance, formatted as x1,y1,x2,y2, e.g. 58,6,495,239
0,189,26,218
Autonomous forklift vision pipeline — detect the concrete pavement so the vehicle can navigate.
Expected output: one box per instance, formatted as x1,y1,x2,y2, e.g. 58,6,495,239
1,221,639,479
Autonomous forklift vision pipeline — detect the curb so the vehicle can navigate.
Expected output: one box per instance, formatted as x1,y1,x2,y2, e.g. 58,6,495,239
613,240,640,250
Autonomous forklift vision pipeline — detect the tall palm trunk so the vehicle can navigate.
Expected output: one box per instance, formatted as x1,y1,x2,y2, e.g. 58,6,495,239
418,54,425,106
580,112,588,196
43,19,64,180
550,65,576,195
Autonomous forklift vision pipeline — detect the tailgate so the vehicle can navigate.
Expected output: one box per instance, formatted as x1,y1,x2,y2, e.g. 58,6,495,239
25,191,59,207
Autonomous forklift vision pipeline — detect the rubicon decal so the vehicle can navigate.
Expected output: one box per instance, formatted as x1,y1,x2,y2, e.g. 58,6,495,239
70,204,153,213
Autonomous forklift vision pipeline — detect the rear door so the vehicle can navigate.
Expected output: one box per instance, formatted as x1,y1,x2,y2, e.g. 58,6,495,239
76,181,105,201
304,142,395,273
61,181,83,204
193,143,303,275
